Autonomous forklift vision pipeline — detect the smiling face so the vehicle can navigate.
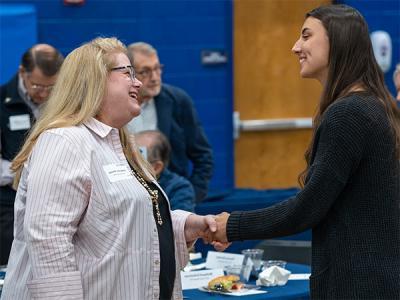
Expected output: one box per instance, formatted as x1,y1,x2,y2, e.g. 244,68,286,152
97,52,142,128
292,17,330,85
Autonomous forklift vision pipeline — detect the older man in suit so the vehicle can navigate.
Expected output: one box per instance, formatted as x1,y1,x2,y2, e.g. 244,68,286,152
126,42,213,203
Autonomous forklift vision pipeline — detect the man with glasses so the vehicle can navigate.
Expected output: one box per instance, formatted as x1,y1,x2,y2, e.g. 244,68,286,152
127,42,213,203
0,44,64,265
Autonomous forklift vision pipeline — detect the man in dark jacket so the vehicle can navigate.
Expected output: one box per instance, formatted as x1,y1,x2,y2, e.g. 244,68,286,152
135,130,195,212
0,44,64,265
126,42,213,203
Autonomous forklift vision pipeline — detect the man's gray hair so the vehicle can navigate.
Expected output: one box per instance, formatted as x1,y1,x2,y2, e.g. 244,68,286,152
127,42,158,64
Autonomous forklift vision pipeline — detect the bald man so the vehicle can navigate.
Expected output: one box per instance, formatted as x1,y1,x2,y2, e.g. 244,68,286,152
0,44,64,264
135,130,196,212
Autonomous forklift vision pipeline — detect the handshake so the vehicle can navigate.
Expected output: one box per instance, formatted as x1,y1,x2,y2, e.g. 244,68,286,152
184,212,231,251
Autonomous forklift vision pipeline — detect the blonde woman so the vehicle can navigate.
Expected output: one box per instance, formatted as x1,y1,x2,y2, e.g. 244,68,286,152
1,37,225,300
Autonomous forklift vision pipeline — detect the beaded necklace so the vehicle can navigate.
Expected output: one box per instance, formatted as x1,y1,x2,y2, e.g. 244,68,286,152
131,167,163,226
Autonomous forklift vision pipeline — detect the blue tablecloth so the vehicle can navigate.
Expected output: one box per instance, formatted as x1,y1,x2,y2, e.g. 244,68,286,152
183,263,310,299
195,188,311,255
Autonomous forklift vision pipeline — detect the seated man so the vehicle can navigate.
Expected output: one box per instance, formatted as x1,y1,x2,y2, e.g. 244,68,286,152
135,130,195,212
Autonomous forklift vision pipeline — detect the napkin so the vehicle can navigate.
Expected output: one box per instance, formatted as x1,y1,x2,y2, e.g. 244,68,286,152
256,266,291,287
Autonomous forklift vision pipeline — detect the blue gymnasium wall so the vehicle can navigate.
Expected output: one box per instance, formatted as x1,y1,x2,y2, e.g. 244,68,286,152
0,0,234,192
339,0,400,96
1,1,398,192
0,4,37,83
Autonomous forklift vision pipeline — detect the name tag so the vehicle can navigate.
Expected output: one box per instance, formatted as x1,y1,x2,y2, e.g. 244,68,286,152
180,268,224,290
103,163,132,183
9,114,31,131
205,251,244,270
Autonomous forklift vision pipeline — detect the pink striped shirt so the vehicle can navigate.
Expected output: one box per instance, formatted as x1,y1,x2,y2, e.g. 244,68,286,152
1,118,191,300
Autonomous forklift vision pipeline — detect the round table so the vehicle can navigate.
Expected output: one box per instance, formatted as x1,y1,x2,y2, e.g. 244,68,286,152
183,263,310,300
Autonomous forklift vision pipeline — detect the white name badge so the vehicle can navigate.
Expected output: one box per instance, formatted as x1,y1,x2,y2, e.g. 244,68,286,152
180,268,224,290
205,251,244,270
103,163,132,183
9,114,31,131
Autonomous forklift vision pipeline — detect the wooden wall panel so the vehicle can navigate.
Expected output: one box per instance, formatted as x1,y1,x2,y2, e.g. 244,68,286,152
234,0,330,188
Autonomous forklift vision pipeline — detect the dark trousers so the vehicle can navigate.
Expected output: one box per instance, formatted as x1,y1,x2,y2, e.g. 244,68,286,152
0,202,14,265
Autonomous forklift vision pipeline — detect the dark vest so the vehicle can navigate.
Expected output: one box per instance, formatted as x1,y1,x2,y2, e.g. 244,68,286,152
0,75,35,204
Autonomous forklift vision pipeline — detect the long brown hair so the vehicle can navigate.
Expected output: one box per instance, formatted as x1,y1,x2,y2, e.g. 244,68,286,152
299,4,400,185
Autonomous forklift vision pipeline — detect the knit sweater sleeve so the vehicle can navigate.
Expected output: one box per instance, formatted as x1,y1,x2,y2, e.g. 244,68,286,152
227,96,371,241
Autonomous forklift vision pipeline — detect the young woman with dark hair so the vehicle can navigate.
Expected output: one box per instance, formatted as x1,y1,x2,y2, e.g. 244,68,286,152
301,4,400,182
212,4,400,299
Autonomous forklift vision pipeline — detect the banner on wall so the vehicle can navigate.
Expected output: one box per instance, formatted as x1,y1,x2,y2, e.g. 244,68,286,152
370,30,392,73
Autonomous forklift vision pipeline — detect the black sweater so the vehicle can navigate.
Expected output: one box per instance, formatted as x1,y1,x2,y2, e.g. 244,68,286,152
227,93,400,299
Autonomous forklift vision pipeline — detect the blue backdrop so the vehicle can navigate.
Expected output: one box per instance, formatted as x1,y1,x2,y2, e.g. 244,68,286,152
0,4,37,83
0,0,234,192
337,0,400,97
1,0,398,193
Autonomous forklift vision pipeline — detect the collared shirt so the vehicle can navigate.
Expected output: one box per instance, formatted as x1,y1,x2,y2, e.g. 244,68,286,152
1,117,191,300
126,98,157,133
17,74,41,119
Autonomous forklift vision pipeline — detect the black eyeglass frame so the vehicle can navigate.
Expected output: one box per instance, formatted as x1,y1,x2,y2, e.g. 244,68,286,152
110,65,136,81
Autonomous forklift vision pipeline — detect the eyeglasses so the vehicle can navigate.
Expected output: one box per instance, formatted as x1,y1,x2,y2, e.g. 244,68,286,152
30,83,54,92
25,76,54,92
111,65,136,81
136,64,164,79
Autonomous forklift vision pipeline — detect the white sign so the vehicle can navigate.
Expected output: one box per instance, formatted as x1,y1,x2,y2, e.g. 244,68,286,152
189,252,202,261
103,163,133,182
9,114,31,131
180,268,224,290
205,251,244,270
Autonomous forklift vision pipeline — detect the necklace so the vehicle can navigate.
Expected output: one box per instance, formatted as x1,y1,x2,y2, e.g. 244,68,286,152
131,167,163,226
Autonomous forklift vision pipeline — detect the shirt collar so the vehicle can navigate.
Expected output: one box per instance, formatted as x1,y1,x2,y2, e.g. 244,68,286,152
16,74,42,119
18,73,30,102
141,97,154,108
84,117,117,138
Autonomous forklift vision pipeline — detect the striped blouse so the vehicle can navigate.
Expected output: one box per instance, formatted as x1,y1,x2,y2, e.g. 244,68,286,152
1,118,191,300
